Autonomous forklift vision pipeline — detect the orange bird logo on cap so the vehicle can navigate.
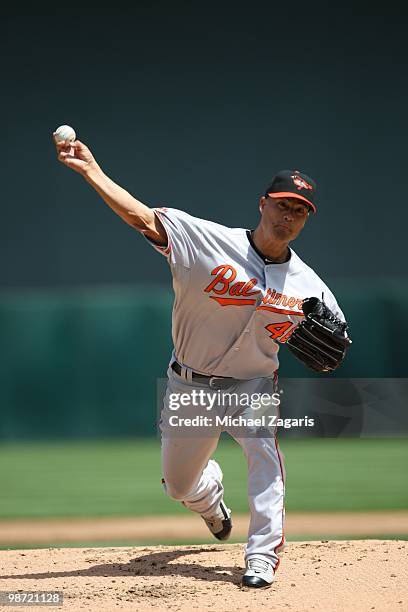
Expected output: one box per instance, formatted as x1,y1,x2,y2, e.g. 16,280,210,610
291,174,313,191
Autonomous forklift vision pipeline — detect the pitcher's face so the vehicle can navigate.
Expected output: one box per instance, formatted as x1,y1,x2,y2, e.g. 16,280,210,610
259,196,309,242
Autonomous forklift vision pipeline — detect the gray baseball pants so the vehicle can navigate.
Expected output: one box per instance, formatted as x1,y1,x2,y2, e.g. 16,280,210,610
159,362,286,569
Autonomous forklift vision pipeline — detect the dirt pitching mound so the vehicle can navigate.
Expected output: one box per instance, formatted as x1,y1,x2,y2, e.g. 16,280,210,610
0,540,406,612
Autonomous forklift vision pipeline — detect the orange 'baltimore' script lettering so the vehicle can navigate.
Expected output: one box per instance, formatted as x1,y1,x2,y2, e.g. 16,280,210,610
256,288,304,316
204,265,261,306
261,288,303,310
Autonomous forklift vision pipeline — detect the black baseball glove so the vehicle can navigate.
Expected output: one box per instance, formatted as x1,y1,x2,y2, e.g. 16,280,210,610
286,297,352,373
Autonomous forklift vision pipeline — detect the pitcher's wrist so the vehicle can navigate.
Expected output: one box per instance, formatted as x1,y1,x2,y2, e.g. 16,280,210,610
84,164,103,185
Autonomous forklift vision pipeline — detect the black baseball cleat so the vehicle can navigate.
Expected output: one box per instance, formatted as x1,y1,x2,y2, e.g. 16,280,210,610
201,499,232,541
241,558,275,588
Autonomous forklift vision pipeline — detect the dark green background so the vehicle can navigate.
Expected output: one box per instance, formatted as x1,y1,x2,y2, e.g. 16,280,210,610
1,6,408,440
1,6,407,287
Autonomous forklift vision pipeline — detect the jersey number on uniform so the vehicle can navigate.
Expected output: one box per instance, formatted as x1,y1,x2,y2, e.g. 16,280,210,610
265,321,295,343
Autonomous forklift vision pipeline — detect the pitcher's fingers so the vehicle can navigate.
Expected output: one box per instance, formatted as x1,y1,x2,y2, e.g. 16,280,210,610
54,140,71,153
71,140,90,152
58,150,72,161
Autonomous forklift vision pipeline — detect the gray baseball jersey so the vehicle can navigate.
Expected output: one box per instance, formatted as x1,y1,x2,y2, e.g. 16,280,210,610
146,207,344,379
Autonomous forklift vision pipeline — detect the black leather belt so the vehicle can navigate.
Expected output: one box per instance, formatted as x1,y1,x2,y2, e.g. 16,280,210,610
171,361,236,388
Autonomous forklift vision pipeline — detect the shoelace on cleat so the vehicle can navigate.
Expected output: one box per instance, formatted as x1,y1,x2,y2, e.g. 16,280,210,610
248,558,271,574
205,506,231,525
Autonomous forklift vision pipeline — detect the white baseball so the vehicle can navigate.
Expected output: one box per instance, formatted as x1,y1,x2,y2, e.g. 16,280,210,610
54,125,76,143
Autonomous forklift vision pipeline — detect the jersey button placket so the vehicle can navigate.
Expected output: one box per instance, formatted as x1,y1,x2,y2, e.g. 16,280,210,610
236,312,255,350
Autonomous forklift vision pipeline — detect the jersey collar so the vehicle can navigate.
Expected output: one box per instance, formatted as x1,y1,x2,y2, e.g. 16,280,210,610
246,230,292,265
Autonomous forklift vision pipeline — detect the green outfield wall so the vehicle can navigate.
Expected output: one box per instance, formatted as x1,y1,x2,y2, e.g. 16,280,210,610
0,280,407,440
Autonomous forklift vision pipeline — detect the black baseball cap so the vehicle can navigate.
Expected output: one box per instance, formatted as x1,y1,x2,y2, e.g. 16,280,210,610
265,170,317,213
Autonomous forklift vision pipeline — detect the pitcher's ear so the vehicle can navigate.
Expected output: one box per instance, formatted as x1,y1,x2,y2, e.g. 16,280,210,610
259,195,267,214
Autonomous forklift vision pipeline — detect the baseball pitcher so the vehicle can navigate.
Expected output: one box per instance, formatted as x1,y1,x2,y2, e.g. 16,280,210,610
54,135,351,588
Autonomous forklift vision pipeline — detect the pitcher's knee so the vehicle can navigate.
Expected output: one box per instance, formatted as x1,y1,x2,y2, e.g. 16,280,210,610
161,477,195,501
